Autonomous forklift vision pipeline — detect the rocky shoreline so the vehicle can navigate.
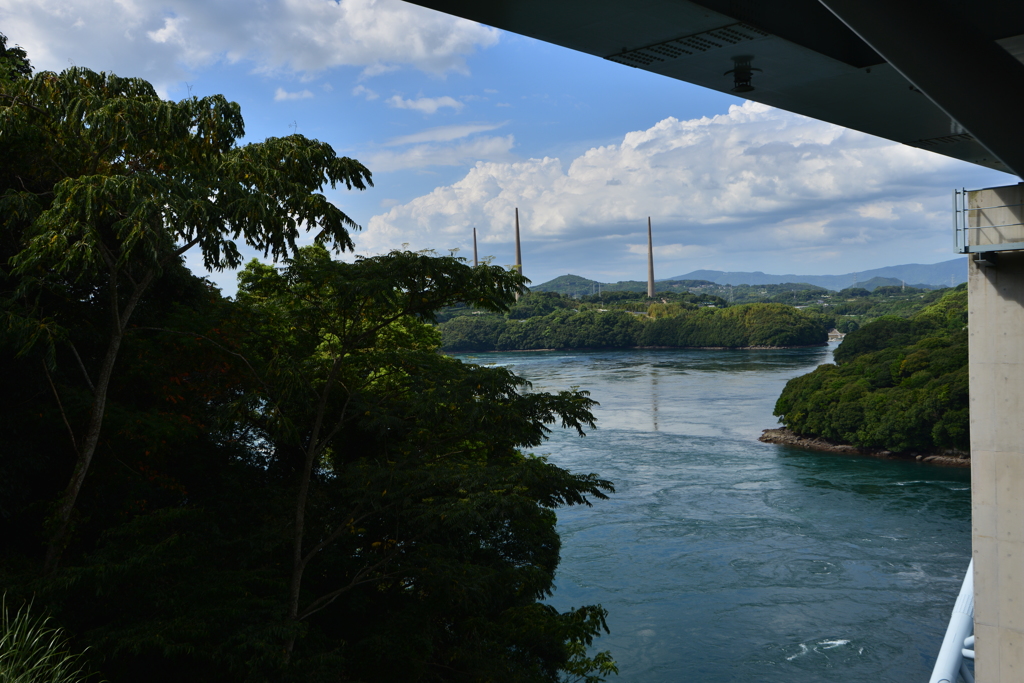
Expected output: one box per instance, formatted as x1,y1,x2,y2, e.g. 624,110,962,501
759,428,970,468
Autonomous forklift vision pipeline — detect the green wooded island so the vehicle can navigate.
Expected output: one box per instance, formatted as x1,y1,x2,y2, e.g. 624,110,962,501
768,285,969,461
438,282,957,353
440,300,829,351
441,283,971,463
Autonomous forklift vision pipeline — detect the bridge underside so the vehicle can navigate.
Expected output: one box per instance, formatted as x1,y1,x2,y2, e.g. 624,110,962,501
406,0,1024,177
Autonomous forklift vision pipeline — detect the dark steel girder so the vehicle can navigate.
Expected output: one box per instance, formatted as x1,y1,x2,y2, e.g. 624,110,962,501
818,0,1024,178
404,0,1024,176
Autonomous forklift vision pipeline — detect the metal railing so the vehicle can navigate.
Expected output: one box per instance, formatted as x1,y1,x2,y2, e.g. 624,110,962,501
929,559,975,683
953,188,968,254
953,188,1024,254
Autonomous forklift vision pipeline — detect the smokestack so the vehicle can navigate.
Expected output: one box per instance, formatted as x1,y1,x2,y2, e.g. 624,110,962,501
473,227,478,267
515,208,522,300
515,208,522,271
647,216,655,298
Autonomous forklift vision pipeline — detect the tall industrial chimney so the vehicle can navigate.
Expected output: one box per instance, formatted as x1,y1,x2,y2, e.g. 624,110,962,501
647,216,655,298
514,208,522,300
473,227,478,267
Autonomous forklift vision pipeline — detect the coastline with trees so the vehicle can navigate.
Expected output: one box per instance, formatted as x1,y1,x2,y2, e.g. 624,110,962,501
439,282,973,469
441,275,961,355
439,293,830,352
762,285,969,466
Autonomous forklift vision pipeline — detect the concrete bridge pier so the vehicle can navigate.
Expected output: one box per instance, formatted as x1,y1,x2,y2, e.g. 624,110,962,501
968,184,1024,682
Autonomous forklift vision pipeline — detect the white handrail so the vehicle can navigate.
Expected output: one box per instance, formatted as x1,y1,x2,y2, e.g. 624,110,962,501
963,634,975,661
929,559,974,683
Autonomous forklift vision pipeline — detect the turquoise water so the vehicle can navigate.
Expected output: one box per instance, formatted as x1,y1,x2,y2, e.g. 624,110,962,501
455,346,971,683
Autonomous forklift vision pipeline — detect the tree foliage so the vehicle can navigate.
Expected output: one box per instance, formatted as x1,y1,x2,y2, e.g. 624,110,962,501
639,303,826,348
498,309,646,351
1,61,615,681
1,64,372,570
773,285,969,453
440,298,828,352
0,32,31,83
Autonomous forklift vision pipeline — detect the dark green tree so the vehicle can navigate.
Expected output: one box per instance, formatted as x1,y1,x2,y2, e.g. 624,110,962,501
1,66,371,570
23,249,614,682
231,247,528,648
2,54,617,682
225,248,612,679
0,32,32,82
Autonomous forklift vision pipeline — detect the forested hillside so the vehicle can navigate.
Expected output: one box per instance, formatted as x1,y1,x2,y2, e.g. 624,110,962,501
440,295,828,351
0,42,617,683
530,274,718,297
640,303,827,347
528,275,949,329
773,285,969,453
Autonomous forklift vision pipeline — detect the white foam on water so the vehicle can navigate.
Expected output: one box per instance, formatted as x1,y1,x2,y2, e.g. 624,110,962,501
896,563,927,579
817,639,850,650
785,644,809,661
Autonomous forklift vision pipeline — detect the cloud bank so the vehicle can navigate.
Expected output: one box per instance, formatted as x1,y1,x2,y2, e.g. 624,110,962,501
360,102,969,274
368,134,515,173
274,87,313,101
1,0,498,91
386,94,463,114
386,122,506,146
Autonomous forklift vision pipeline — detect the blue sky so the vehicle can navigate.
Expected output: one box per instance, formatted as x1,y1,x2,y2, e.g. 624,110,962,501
2,0,1015,293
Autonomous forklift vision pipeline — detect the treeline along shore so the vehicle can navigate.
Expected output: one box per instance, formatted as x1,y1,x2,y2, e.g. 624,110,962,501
439,292,830,351
440,285,972,466
764,285,970,465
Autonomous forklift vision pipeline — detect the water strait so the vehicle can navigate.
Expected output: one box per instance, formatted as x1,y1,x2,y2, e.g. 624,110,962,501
454,345,971,683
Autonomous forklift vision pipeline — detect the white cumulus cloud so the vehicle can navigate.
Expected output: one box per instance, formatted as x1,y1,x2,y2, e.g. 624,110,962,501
386,94,463,114
274,87,313,101
358,102,979,275
0,0,498,92
352,84,378,100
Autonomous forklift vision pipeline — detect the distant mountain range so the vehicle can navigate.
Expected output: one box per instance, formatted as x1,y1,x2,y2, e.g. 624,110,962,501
532,259,967,294
665,259,966,290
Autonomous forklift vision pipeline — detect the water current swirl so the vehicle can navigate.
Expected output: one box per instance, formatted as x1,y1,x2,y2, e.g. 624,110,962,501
454,344,971,683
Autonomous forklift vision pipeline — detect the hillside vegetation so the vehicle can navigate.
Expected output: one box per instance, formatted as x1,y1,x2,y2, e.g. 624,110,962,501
530,273,716,297
528,274,950,330
440,293,829,351
641,303,828,348
773,285,968,453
